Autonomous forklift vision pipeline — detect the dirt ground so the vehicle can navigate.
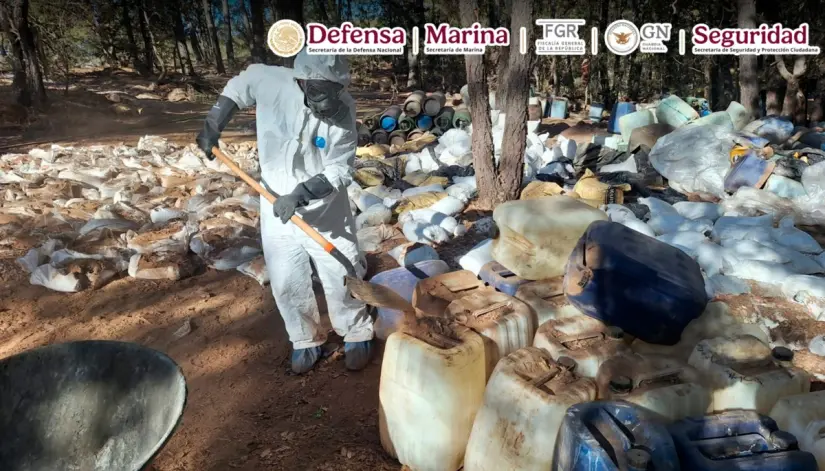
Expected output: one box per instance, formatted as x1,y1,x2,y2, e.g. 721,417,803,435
0,68,416,470
2,68,824,470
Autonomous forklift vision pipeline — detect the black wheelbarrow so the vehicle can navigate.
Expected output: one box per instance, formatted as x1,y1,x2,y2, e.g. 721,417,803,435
0,340,187,471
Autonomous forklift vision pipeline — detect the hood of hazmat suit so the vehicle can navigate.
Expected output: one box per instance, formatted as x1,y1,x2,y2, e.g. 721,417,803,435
219,50,372,351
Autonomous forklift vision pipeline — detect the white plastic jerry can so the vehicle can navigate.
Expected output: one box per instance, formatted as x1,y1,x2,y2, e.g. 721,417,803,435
688,335,811,414
379,327,487,471
596,352,712,422
770,390,825,470
445,290,536,379
490,195,608,280
631,301,770,361
533,315,630,379
464,347,597,471
514,278,585,325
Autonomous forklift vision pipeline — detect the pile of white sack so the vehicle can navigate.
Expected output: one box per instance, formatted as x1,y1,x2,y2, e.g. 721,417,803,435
604,195,825,321
3,136,271,291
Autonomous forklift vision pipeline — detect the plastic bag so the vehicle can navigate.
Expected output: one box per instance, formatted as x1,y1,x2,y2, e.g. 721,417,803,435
741,117,794,144
401,184,445,198
357,224,397,252
763,174,807,199
726,259,796,286
656,231,708,258
696,241,738,277
719,239,789,264
393,192,447,215
445,183,476,203
388,242,440,267
802,160,825,199
458,239,494,275
620,217,656,238
356,204,392,230
407,208,463,236
648,124,741,197
672,202,722,221
520,181,564,200
740,239,824,275
600,156,638,174
128,252,195,281
638,196,679,218
435,129,473,167
772,216,823,254
781,274,825,300
401,220,450,246
237,256,269,285
706,274,751,297
429,195,466,216
720,187,798,222
647,214,712,236
452,175,477,189
604,204,637,223
126,220,198,254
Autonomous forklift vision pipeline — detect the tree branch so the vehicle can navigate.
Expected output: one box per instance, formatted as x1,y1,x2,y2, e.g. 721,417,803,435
793,56,807,77
775,55,793,80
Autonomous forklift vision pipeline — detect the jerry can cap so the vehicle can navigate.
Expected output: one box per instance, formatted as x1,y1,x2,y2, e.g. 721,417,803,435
627,448,651,470
557,356,577,371
609,375,633,394
605,326,624,339
772,346,794,362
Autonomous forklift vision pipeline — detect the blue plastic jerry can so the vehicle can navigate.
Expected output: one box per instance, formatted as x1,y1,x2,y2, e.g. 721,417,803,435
477,261,529,296
668,411,818,471
724,150,776,193
608,102,637,134
563,220,707,345
553,400,680,470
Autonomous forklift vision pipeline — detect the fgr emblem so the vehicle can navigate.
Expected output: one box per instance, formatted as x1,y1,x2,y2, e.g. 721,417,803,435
640,23,672,53
535,19,586,55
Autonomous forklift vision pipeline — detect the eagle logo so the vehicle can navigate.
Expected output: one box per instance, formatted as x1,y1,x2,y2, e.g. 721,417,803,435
613,31,634,45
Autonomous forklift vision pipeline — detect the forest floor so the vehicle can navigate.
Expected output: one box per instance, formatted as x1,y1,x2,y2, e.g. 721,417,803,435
2,67,824,470
0,66,461,470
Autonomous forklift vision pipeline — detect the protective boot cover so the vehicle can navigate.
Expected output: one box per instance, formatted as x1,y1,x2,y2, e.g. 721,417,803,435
0,340,187,471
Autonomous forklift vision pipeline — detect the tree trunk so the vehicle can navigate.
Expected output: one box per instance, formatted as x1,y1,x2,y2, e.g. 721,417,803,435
142,1,167,83
497,0,533,203
737,0,759,120
202,0,225,73
137,0,153,74
460,0,497,209
776,55,807,120
249,0,267,64
406,48,419,89
192,36,204,64
704,57,713,104
495,0,511,112
812,58,825,124
121,0,146,74
221,0,235,67
172,3,195,75
0,2,30,106
551,57,559,96
9,0,46,105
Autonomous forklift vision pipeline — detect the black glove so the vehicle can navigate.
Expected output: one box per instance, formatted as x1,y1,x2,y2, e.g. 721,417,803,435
197,95,238,160
272,174,335,224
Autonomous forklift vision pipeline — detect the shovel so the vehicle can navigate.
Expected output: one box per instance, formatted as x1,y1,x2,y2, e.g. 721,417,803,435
212,146,360,278
212,147,445,342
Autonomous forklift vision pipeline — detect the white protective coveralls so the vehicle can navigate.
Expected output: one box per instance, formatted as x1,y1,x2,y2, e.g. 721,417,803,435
221,54,373,349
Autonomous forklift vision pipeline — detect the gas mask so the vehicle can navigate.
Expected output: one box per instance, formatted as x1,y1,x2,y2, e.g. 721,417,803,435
300,79,348,124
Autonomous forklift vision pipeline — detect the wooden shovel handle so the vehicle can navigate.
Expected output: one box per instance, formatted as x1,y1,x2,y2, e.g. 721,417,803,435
211,146,336,254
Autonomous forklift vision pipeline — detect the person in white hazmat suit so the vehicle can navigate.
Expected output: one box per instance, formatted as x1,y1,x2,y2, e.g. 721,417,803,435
196,50,374,374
